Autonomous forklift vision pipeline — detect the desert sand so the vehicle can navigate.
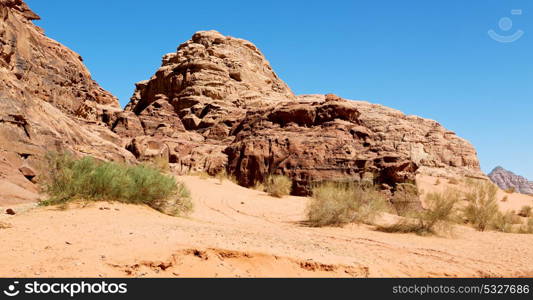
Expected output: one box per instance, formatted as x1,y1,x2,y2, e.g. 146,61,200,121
1,175,533,278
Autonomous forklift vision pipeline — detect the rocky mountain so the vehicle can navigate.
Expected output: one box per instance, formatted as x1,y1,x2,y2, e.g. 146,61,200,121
0,0,133,204
117,30,483,198
489,167,533,195
0,1,484,206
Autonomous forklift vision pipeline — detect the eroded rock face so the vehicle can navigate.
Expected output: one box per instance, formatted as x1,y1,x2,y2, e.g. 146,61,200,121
0,1,133,204
116,30,295,173
489,167,533,195
119,31,483,196
225,94,482,195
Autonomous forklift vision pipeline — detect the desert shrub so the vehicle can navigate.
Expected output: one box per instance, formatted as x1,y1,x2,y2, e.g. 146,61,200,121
518,218,533,234
378,190,459,235
0,222,11,229
462,181,499,231
518,206,532,218
448,178,460,185
214,169,237,184
491,211,522,233
501,196,508,202
264,175,292,198
41,152,192,216
253,181,266,192
190,171,211,179
150,156,170,173
434,178,441,186
391,183,419,216
307,182,389,227
504,187,516,194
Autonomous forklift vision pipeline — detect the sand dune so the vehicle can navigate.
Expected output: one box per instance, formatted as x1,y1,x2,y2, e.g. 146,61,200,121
1,176,533,278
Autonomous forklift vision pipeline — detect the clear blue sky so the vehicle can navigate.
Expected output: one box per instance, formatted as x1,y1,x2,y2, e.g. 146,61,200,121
26,0,533,179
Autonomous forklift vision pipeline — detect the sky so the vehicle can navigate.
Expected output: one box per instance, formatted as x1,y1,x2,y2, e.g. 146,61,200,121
25,0,533,179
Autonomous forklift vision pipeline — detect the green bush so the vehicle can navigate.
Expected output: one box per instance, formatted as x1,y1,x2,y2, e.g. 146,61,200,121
307,182,389,227
462,181,499,232
264,175,292,198
378,190,459,235
40,152,192,216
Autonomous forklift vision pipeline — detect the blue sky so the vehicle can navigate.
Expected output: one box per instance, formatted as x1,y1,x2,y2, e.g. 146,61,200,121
26,0,533,178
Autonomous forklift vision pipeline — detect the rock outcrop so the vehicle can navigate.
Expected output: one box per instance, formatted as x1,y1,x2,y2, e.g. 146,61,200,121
115,30,295,173
0,0,133,204
119,30,483,196
489,167,533,195
1,1,484,204
225,94,482,195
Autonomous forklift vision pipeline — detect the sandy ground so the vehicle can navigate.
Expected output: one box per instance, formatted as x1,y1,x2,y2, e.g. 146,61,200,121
1,175,533,278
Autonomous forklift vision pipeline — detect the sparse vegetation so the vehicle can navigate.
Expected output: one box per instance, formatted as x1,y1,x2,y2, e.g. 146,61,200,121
149,155,170,173
40,152,192,216
0,222,12,229
264,175,292,198
214,169,237,184
191,171,211,179
504,187,516,194
307,182,389,227
448,178,460,185
462,181,499,232
434,178,441,186
377,190,459,235
518,205,532,218
501,196,508,202
391,183,419,216
517,218,533,234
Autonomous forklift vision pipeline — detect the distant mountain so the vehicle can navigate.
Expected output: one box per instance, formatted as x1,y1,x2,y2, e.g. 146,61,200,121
489,167,533,194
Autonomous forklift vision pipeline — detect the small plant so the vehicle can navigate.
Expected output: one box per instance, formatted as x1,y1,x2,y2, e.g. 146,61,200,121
518,206,532,218
435,179,441,186
501,196,508,202
462,181,499,232
504,187,516,194
149,155,170,173
40,152,193,216
264,175,292,198
253,181,266,192
377,190,459,235
491,212,513,233
391,183,419,216
448,178,460,185
214,169,236,184
518,218,533,234
0,221,12,229
307,182,389,227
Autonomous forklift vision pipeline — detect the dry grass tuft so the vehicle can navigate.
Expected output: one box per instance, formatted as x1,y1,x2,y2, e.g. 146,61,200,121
307,182,389,227
462,181,499,232
377,190,459,235
518,206,532,218
264,175,292,198
0,221,12,229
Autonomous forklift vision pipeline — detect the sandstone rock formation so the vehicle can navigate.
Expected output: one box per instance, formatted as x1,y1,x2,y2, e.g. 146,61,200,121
0,0,133,204
119,30,483,197
225,94,482,195
1,1,484,206
489,167,533,195
115,30,295,174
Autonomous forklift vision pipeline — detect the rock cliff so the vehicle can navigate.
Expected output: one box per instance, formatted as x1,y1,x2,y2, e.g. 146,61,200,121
0,0,133,204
